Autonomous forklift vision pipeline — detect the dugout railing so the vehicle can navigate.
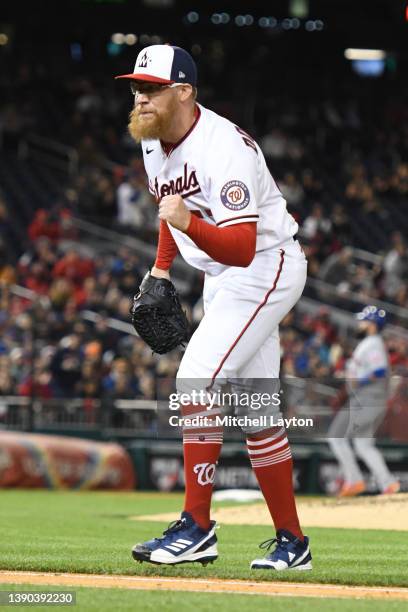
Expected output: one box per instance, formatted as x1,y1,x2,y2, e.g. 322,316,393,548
1,374,407,442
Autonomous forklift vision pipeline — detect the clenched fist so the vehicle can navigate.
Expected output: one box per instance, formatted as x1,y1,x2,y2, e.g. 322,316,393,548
159,195,191,232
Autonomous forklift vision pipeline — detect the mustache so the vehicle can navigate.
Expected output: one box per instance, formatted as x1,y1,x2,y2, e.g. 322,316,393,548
134,105,157,116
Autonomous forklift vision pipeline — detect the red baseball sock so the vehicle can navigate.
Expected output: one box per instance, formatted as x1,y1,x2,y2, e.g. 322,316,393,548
182,404,223,530
247,427,303,541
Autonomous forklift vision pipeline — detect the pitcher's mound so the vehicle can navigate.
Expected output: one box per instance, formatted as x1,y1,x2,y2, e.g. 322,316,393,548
132,493,408,531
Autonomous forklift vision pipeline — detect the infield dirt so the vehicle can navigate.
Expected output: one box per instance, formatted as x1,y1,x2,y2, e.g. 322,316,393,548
133,493,408,531
1,572,408,601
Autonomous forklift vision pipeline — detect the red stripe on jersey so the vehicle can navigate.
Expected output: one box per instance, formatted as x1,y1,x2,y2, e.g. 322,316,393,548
208,249,285,388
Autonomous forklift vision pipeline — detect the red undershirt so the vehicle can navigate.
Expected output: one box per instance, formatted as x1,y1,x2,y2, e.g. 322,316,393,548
154,216,257,270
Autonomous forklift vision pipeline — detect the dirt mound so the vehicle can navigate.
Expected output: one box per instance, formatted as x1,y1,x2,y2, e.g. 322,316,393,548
133,493,408,531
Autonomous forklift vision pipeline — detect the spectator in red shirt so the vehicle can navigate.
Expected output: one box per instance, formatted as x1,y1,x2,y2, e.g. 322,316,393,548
28,210,60,243
18,370,54,399
24,261,50,295
52,249,95,284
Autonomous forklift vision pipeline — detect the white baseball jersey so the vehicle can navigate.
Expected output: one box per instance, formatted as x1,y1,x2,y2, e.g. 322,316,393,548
142,103,298,275
348,334,389,380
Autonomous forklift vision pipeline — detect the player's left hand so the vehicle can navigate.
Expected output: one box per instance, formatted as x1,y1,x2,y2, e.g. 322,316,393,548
159,195,191,232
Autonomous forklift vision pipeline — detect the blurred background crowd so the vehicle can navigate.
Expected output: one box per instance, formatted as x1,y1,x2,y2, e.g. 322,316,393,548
0,230,406,402
0,0,407,404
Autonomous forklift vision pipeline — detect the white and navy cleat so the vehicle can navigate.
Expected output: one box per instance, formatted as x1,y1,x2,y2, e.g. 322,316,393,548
251,529,312,571
132,511,218,566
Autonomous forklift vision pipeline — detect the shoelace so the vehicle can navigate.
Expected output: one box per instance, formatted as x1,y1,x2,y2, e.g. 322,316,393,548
155,518,187,542
258,537,289,552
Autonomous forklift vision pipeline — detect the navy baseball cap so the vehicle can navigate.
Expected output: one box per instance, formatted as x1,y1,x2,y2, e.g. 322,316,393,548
356,305,387,329
115,44,197,86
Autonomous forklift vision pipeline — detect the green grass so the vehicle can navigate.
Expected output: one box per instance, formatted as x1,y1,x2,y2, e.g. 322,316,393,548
0,491,407,588
1,585,407,612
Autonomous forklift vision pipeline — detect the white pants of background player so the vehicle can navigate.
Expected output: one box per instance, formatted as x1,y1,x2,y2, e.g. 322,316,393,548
328,385,395,491
177,239,307,422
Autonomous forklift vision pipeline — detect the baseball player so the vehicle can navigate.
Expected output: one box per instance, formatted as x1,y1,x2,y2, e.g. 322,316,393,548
328,306,400,497
116,45,312,570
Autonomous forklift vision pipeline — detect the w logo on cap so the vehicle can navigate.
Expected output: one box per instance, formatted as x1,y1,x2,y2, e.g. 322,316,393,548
138,52,149,68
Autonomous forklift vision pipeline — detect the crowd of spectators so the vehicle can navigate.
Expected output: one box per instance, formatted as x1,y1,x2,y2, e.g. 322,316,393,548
314,235,408,310
0,46,407,412
0,238,181,404
0,224,407,407
2,54,407,309
280,307,408,380
6,194,406,317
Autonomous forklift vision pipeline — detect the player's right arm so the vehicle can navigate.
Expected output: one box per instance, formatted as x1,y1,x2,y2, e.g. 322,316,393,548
185,214,256,267
158,194,257,267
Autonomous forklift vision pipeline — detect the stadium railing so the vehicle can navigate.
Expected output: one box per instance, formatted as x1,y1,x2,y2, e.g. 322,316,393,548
305,277,408,325
18,135,79,176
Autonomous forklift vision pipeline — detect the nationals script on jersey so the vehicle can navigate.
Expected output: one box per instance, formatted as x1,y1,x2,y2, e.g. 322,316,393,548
142,103,298,275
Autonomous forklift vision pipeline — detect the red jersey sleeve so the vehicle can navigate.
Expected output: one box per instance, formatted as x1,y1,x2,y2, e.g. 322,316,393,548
185,214,256,267
154,220,179,270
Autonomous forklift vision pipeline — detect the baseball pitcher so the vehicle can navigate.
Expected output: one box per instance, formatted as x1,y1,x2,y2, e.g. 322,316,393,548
116,44,312,571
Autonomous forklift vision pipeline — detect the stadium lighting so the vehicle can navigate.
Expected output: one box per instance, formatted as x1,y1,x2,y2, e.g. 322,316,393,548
259,16,277,28
186,11,199,23
344,48,386,61
111,33,125,45
0,33,8,45
212,13,229,25
305,19,324,32
289,0,309,19
125,34,137,45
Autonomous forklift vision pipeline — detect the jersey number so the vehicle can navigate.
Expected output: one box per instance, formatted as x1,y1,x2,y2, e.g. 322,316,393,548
235,126,258,154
